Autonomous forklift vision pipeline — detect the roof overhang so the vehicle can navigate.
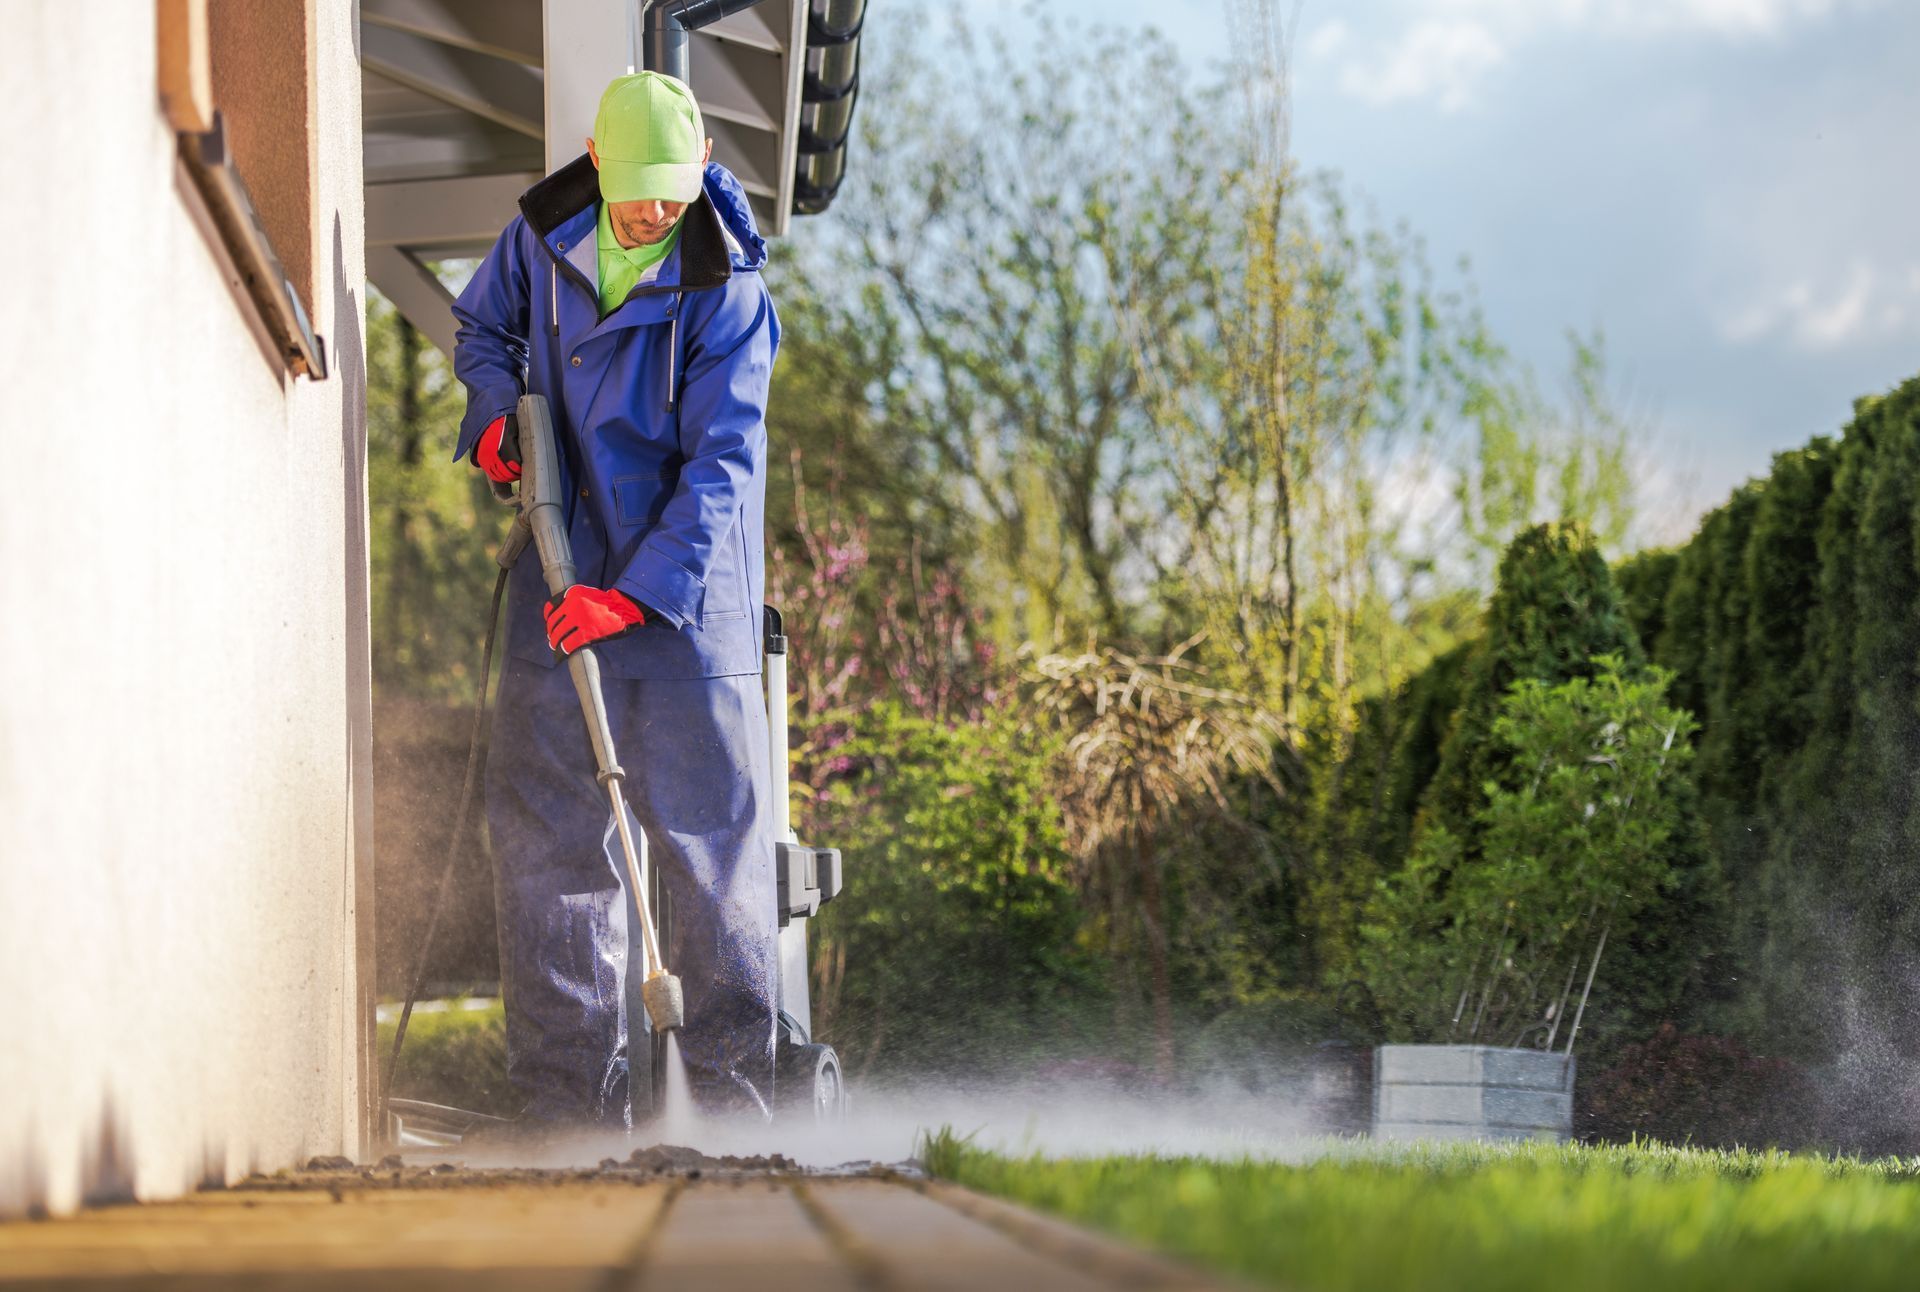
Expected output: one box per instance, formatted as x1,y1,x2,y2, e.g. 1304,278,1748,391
362,0,842,354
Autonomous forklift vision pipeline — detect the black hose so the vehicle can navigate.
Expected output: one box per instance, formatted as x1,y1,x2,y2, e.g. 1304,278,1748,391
378,566,511,1140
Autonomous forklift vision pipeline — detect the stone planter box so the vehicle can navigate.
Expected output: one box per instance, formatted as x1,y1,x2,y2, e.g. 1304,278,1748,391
1306,1041,1375,1137
1372,1044,1575,1143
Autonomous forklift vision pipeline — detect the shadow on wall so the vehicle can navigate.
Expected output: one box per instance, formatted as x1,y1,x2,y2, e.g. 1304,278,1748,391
0,1128,50,1219
334,213,376,1146
2,1097,132,1219
0,1093,293,1218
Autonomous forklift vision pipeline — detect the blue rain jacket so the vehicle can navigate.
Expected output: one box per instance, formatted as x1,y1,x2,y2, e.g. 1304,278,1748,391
452,157,777,679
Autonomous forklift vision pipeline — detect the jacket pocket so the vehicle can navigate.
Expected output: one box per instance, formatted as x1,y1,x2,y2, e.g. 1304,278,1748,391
612,471,675,528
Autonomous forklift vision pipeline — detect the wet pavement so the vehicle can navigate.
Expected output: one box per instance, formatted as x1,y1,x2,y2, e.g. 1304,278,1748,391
0,1153,1227,1290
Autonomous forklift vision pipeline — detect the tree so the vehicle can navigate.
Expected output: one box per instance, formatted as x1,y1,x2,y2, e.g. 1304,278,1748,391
762,262,949,570
1746,389,1920,1064
806,703,1095,1075
364,290,500,701
1096,2,1654,1014
767,454,1005,821
364,291,516,990
1303,640,1475,986
1025,644,1287,1079
1454,330,1642,577
806,7,1197,644
1612,546,1680,648
1359,660,1698,1047
1115,0,1497,735
1420,521,1646,855
1615,386,1920,1080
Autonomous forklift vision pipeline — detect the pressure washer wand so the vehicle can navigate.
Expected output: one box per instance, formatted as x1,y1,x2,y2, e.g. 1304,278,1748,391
497,394,683,1033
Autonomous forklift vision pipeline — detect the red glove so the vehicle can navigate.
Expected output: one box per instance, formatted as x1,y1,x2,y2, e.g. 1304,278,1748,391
544,586,646,655
472,414,521,483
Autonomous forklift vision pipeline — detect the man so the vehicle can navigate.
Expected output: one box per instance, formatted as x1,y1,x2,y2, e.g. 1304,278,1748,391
450,71,779,1128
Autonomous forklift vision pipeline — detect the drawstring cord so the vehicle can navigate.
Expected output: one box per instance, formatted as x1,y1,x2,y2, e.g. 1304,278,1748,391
548,249,681,405
666,291,682,412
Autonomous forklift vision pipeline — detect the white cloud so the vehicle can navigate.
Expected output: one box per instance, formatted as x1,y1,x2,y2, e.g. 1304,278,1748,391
1304,0,1882,110
1575,0,1857,38
1718,262,1918,351
1796,273,1874,348
1420,0,1866,39
1302,18,1351,61
1335,19,1506,111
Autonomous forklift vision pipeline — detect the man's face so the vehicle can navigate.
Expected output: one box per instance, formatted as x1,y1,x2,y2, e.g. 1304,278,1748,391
607,198,687,247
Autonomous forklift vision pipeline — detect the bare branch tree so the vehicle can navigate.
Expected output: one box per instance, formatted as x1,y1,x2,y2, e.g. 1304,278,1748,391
1026,643,1287,1078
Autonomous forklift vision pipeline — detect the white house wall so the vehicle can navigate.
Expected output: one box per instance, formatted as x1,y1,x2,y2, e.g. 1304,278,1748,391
0,1,370,1216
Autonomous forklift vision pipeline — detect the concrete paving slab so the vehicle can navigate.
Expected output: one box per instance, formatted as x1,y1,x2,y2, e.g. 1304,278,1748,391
628,1178,861,1292
798,1177,1124,1292
0,1183,667,1290
0,1271,610,1292
0,1170,1235,1291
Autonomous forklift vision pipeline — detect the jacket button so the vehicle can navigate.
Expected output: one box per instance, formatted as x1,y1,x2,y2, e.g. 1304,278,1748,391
558,241,567,250
579,487,590,499
571,356,581,367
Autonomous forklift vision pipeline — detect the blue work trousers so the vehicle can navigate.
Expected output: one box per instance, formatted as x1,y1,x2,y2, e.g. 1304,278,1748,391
485,651,777,1126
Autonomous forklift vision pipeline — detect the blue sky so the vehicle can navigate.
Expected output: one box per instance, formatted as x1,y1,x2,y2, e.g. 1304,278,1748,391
945,0,1920,532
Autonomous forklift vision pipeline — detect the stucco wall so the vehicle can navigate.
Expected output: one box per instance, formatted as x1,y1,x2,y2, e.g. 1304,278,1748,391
0,1,369,1217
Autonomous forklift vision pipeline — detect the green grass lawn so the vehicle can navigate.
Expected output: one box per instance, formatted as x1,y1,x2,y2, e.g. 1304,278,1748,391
921,1130,1920,1291
376,998,514,1117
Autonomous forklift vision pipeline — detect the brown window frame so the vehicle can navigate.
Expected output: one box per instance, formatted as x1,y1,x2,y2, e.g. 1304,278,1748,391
157,0,328,381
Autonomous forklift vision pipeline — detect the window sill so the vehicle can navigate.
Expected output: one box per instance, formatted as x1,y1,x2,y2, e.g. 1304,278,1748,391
177,112,328,382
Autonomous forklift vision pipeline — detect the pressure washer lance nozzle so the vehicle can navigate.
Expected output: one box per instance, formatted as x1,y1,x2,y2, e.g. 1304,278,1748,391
643,970,685,1032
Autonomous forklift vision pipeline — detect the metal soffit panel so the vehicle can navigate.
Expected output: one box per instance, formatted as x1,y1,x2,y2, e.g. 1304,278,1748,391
362,0,549,312
365,172,541,252
361,0,544,64
361,21,545,140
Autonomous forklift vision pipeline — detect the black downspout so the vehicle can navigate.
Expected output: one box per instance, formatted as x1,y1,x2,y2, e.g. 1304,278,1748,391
641,0,772,82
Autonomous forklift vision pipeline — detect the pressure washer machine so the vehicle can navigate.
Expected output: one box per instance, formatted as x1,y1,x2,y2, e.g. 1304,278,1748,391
386,394,845,1147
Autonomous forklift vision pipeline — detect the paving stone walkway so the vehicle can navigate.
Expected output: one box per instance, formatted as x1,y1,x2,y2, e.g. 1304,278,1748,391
0,1166,1229,1291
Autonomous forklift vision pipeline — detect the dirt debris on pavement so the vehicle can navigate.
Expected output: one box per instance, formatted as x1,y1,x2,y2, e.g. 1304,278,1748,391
244,1144,845,1195
623,1143,796,1173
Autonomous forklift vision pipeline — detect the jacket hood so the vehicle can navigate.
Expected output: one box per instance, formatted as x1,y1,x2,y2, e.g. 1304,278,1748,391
702,162,768,274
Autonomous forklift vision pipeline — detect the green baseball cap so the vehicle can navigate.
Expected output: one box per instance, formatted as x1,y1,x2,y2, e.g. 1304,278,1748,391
592,72,706,203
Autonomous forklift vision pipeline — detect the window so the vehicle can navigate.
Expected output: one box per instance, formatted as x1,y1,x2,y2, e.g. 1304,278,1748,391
157,0,327,379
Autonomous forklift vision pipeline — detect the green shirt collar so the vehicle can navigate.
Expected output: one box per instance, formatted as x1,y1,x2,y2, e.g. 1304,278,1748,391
596,202,681,315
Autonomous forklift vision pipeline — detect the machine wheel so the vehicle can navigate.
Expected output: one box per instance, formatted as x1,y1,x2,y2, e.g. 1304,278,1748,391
777,1042,847,1123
